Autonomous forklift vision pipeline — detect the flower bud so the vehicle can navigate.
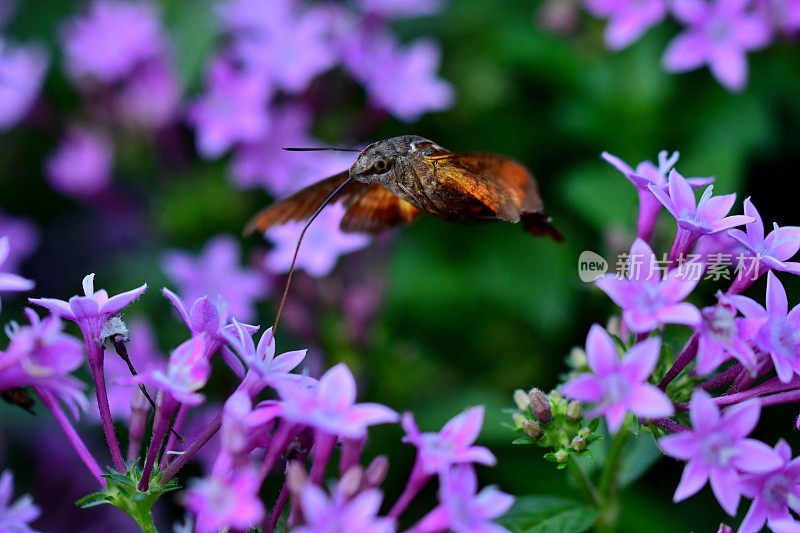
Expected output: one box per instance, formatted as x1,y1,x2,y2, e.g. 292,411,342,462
513,389,531,411
554,449,568,462
512,412,526,429
523,419,543,440
566,400,582,422
529,388,552,423
339,466,363,499
286,461,308,495
578,427,591,438
570,435,586,452
364,455,389,488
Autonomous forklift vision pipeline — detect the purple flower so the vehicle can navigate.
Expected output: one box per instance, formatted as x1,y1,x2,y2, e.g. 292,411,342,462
595,238,702,333
562,324,673,433
0,210,39,274
341,27,454,122
584,0,667,50
264,203,371,278
162,234,268,323
0,308,87,418
694,302,763,375
60,0,166,83
357,0,443,18
662,0,772,91
0,237,35,311
602,150,712,241
0,470,40,533
116,58,181,129
729,271,800,383
293,483,396,533
45,126,113,198
739,440,800,533
185,468,265,533
29,273,147,342
659,390,781,515
229,104,355,196
755,0,800,35
728,197,800,281
220,0,337,93
276,363,398,439
186,58,272,159
649,169,753,262
134,335,211,406
0,38,48,131
409,465,514,533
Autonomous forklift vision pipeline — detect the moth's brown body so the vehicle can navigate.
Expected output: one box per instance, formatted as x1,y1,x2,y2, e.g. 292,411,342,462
246,135,562,240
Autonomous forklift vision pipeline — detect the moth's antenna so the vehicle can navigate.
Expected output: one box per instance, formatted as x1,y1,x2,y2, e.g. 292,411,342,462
282,147,361,152
269,176,355,341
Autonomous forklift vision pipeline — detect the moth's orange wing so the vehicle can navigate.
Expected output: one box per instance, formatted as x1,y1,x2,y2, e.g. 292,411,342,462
341,184,421,233
244,171,367,235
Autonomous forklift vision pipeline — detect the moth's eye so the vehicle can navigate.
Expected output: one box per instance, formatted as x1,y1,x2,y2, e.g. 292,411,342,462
372,158,390,172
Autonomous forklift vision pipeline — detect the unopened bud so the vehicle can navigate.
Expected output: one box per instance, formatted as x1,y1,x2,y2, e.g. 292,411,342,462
554,449,569,462
364,455,389,488
513,389,530,411
523,420,543,440
578,427,591,438
566,401,582,422
339,466,363,499
571,435,586,452
512,412,526,429
568,347,587,369
529,388,552,423
286,461,308,494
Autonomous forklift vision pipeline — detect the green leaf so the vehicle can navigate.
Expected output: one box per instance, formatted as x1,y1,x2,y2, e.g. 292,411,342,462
497,495,600,533
619,432,663,487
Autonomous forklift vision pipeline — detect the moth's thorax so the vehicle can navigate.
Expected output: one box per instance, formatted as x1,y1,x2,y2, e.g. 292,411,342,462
349,135,447,185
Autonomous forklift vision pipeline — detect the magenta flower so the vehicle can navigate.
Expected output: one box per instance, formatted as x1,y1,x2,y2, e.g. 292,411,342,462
342,28,454,122
659,390,781,515
185,468,265,533
293,483,396,533
729,271,800,383
276,363,398,439
357,0,443,18
694,303,763,375
595,238,701,333
0,38,48,131
264,203,371,278
585,0,667,50
45,126,113,198
739,440,800,533
602,150,712,241
134,335,211,407
562,325,673,433
0,237,35,311
755,0,800,35
116,58,181,129
0,211,39,274
662,0,772,91
409,465,514,533
649,169,753,262
0,470,40,533
162,234,268,323
727,197,800,293
186,58,272,159
60,0,166,83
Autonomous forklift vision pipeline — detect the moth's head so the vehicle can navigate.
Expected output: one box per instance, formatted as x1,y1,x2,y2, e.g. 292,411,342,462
349,135,435,183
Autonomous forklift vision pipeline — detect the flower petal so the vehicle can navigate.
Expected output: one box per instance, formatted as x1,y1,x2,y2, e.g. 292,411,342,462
660,432,700,460
689,389,720,431
440,406,484,447
766,271,789,317
663,33,708,72
621,337,661,381
722,398,761,439
102,283,147,315
628,384,674,419
673,460,709,502
709,467,741,515
585,324,619,375
733,439,783,473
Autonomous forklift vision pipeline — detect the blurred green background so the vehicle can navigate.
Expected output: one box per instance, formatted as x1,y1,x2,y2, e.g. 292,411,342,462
3,0,800,531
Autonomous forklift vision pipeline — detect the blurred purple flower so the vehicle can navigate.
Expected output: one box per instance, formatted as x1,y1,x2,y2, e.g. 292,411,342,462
185,468,265,533
276,363,398,439
0,308,87,418
649,169,752,261
662,0,772,91
219,0,337,93
755,0,800,35
729,271,800,383
601,150,712,241
0,470,40,533
357,0,443,18
134,334,211,406
739,440,800,533
45,127,113,198
695,303,762,375
186,58,272,159
293,483,395,533
342,27,454,122
659,390,781,515
60,0,166,83
163,234,268,323
595,238,701,333
0,38,48,131
264,203,371,278
116,59,181,129
230,104,355,195
0,237,35,311
409,465,514,533
562,324,673,433
585,0,667,50
0,211,39,274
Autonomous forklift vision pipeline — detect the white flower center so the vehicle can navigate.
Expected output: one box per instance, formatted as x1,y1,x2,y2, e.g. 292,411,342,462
701,433,739,467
